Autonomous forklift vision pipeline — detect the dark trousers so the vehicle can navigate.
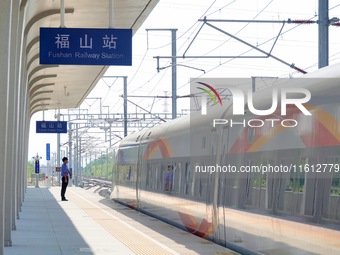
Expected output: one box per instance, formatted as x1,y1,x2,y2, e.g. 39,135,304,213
61,176,68,199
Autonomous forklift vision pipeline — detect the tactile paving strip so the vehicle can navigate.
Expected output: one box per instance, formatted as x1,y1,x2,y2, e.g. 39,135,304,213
68,190,176,255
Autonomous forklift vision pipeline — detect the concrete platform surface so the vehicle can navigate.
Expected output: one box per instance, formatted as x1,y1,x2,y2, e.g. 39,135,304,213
4,186,239,255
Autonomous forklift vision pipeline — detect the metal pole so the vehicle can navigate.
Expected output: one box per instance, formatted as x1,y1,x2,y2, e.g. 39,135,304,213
123,76,128,137
109,0,114,28
75,124,79,186
99,151,102,178
109,125,112,147
106,148,109,178
197,18,317,24
90,151,92,176
34,154,41,189
171,29,177,119
94,151,97,177
145,29,178,118
68,122,72,187
79,137,82,185
99,98,102,118
85,153,87,177
318,0,329,68
60,0,65,27
57,108,61,186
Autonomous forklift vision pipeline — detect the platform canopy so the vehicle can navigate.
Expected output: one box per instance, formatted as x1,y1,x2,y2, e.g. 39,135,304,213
23,0,159,115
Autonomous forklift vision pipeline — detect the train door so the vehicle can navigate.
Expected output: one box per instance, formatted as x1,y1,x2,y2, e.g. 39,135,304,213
299,157,317,218
276,158,295,214
136,132,148,209
314,156,340,223
136,144,142,208
172,162,183,194
249,158,268,210
205,127,216,239
184,162,190,195
242,159,256,209
329,158,340,223
208,125,225,242
220,139,229,248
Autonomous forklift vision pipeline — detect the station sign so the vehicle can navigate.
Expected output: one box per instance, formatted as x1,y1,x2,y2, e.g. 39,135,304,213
46,143,50,160
36,121,67,133
35,160,40,174
39,27,132,66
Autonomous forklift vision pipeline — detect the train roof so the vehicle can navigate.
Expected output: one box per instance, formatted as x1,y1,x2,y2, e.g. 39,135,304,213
119,62,340,148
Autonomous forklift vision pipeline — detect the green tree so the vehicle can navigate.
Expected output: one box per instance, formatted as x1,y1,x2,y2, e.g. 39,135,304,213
27,161,34,183
84,152,116,179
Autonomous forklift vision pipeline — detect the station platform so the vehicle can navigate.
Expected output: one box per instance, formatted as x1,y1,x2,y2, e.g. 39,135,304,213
4,186,238,255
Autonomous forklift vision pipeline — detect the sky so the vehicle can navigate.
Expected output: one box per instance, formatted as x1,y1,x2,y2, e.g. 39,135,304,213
29,0,340,165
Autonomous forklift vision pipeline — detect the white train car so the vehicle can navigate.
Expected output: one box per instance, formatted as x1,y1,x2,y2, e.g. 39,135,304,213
112,63,340,255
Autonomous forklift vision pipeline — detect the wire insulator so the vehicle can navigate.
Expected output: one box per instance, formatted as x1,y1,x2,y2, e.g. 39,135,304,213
294,66,307,74
291,20,316,24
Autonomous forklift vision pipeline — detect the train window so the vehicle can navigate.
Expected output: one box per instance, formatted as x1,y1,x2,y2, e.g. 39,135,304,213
146,163,151,189
326,157,340,222
153,163,159,190
247,159,268,209
185,162,190,195
193,161,205,197
276,158,294,213
286,158,305,193
176,162,182,194
191,163,197,196
331,172,340,196
159,164,165,191
252,169,266,188
172,163,179,193
199,176,203,198
164,164,174,192
243,160,252,207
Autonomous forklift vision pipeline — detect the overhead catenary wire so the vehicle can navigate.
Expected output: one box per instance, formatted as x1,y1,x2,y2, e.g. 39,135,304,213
112,0,307,114
105,0,331,116
181,0,275,62
141,0,225,102
329,3,340,11
146,0,221,50
125,0,228,111
177,13,319,91
132,1,242,114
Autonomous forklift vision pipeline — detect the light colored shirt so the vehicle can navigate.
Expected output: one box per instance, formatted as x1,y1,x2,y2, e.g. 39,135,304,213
61,163,69,177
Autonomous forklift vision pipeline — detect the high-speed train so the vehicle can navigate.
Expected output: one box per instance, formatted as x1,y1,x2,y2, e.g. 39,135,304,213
111,64,340,255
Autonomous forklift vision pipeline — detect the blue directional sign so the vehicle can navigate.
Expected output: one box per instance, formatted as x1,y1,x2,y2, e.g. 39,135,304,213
35,160,40,174
36,121,67,133
40,27,132,66
46,143,50,160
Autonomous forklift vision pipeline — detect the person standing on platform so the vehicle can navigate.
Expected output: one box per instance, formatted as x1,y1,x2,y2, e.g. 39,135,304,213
61,157,70,201
165,165,174,192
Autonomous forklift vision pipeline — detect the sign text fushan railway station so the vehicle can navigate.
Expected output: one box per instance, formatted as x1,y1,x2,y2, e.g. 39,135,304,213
40,27,132,66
